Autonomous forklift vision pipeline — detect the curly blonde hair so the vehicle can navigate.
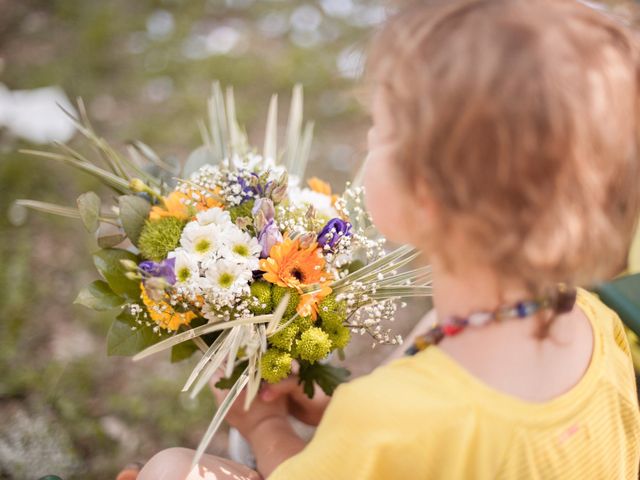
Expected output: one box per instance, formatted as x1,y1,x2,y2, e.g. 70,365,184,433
367,0,640,295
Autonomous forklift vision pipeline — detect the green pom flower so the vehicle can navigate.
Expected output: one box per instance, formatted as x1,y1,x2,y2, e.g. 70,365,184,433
294,315,314,333
294,327,332,364
268,322,299,351
249,280,273,315
229,199,255,223
138,217,185,261
272,285,300,319
261,348,292,383
318,294,347,331
326,324,351,350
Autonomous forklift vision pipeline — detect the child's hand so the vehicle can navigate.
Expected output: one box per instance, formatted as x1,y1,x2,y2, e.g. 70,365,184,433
210,380,289,440
259,377,331,426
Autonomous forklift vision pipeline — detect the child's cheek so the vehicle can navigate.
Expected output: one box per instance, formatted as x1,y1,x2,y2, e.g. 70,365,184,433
363,153,412,244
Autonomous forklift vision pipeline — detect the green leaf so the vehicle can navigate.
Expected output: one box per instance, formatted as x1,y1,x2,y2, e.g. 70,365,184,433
107,308,168,356
298,361,350,399
171,341,199,363
118,195,151,246
215,361,249,390
74,280,124,311
97,233,126,248
77,191,101,233
93,249,141,301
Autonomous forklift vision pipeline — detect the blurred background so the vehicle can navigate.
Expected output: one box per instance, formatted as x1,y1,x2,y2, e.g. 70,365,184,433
0,1,639,479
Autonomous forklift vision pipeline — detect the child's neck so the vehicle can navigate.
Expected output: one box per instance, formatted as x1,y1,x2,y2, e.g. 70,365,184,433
428,257,594,403
430,256,531,321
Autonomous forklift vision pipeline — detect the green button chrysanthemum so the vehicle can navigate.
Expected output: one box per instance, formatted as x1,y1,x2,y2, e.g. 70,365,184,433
138,217,186,261
268,322,299,351
249,280,273,315
294,315,314,333
260,348,293,383
326,324,351,350
272,285,300,319
294,327,331,364
318,294,347,331
229,199,255,223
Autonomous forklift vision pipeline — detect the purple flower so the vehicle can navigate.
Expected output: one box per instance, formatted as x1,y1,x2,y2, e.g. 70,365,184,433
252,198,275,222
317,218,352,250
258,219,283,258
139,257,176,285
252,198,275,232
238,172,270,202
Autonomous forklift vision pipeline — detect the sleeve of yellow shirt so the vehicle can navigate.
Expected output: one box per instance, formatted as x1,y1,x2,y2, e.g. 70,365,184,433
268,357,512,480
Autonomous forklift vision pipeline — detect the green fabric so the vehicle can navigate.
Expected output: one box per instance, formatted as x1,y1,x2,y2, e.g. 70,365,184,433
594,274,640,338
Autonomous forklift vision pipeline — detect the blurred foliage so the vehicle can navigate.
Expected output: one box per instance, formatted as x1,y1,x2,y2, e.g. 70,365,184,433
1,0,639,478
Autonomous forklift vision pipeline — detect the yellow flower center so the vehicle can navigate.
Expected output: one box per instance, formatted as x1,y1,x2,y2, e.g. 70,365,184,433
218,272,234,288
195,238,212,254
233,244,249,257
177,267,191,282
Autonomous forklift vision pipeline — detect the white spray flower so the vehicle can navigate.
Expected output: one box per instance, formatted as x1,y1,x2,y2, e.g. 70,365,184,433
204,258,252,294
196,207,232,227
180,221,221,260
171,248,200,284
220,226,261,269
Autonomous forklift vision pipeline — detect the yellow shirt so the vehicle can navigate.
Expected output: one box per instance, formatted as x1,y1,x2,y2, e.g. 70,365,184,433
269,290,640,479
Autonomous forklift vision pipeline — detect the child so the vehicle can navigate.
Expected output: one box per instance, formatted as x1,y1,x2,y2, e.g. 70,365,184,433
137,0,640,478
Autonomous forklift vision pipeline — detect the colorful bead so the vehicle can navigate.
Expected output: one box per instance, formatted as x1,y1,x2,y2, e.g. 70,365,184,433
442,324,464,336
468,311,492,326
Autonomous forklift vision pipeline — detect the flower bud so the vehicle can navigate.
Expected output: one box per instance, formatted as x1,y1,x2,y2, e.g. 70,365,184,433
120,259,139,271
129,178,147,193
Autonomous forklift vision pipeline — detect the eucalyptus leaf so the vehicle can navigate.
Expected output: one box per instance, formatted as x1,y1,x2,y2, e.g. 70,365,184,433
74,280,124,311
93,249,141,301
97,233,127,249
77,191,101,233
118,195,151,246
107,309,167,356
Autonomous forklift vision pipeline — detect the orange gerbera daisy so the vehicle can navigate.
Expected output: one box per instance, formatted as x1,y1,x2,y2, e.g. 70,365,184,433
297,284,333,320
140,284,197,331
307,177,339,206
149,191,192,221
149,189,222,221
260,237,330,291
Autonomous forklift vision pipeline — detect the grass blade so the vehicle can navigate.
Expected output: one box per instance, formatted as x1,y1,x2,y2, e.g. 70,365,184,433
263,94,278,162
181,331,230,392
266,291,290,335
192,369,249,467
285,84,303,171
132,314,272,361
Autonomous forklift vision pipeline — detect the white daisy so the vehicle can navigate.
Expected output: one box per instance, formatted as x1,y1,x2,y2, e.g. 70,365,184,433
171,248,200,284
196,207,232,227
220,226,261,269
180,221,221,260
204,258,252,294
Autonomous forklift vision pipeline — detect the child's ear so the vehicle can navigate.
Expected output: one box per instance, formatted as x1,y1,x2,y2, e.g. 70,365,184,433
413,181,438,223
408,181,439,248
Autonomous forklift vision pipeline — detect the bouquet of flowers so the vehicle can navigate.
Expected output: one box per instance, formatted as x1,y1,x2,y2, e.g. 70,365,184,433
16,83,431,463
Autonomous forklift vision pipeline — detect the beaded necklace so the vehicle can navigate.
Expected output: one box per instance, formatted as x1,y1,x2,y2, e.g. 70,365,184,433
405,284,578,356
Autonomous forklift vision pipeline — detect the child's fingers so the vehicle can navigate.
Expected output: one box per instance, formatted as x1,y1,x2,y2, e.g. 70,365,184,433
259,377,300,401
